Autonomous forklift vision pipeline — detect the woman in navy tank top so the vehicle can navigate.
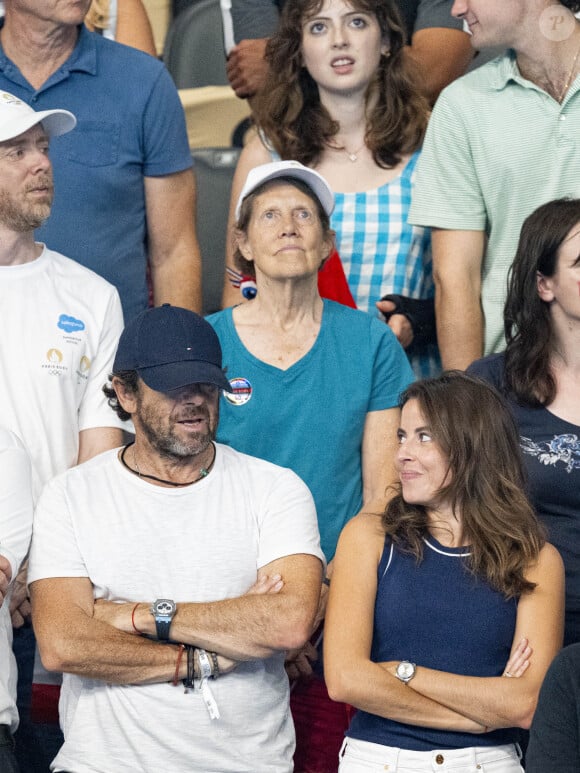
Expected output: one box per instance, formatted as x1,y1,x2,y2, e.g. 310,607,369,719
325,372,564,772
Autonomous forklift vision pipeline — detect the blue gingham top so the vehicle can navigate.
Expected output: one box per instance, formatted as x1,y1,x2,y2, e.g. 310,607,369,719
332,152,439,377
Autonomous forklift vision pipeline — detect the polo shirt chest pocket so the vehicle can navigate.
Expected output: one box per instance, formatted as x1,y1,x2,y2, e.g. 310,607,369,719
66,120,120,167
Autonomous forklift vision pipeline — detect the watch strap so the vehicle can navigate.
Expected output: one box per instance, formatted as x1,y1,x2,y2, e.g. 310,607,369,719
151,599,176,641
155,616,172,641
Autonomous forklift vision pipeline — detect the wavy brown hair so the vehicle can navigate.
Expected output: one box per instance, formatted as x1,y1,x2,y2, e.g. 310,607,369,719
253,0,428,168
504,198,580,407
103,370,139,421
383,372,545,598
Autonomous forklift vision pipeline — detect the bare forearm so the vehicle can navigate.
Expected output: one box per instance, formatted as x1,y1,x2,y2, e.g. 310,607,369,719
35,611,182,685
77,427,123,464
435,283,483,369
134,593,316,659
145,170,202,313
327,659,484,733
403,666,535,730
432,229,485,369
150,248,202,313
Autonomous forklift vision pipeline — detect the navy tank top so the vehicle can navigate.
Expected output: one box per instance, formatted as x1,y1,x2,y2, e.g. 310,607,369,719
347,535,519,751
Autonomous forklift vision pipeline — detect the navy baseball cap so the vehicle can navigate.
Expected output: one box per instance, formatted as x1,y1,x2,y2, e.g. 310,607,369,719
113,305,232,393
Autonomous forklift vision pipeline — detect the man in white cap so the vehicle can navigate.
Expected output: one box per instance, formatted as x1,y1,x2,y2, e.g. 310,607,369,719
28,304,323,773
0,90,127,771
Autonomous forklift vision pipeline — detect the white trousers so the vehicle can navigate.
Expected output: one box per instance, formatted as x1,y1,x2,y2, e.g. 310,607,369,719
338,737,524,773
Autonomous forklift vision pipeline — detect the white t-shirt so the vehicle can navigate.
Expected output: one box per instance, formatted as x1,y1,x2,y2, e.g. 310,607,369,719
0,429,33,730
0,246,125,499
29,443,324,773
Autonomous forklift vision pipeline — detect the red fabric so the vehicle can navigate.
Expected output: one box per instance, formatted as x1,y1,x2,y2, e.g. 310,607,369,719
30,683,60,724
290,675,351,773
317,250,356,308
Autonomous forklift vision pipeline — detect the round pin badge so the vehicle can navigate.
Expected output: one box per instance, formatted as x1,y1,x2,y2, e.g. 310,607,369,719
224,377,252,406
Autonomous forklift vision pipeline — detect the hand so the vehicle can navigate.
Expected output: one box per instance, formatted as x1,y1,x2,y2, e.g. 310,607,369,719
246,573,284,595
9,564,31,628
226,39,270,98
312,580,330,632
503,637,532,679
93,598,135,633
285,640,318,682
0,555,12,608
375,301,414,348
214,653,239,676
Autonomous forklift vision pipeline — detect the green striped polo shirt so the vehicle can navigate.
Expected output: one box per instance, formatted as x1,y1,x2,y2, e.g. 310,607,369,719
409,51,580,355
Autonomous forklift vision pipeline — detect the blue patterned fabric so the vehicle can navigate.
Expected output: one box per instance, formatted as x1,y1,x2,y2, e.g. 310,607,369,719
332,152,439,378
469,353,580,645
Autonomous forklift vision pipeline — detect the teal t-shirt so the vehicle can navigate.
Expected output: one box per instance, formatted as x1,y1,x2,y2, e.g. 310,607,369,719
207,300,414,561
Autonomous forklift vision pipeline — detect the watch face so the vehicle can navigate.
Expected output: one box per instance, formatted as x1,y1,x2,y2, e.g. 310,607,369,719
397,661,415,681
154,599,176,617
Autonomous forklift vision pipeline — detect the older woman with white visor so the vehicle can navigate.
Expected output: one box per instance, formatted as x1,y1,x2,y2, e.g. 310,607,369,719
207,160,414,773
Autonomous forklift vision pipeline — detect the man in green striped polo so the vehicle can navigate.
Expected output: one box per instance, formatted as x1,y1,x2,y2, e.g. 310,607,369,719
409,0,580,369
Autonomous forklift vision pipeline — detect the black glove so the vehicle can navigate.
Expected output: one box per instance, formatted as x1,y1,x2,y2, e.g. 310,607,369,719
380,294,436,348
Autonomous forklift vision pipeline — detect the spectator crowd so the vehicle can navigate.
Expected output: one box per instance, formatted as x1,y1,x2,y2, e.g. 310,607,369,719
0,1,579,772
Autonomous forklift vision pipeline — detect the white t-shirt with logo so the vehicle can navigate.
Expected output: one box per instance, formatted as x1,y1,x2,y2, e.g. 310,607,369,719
0,246,125,499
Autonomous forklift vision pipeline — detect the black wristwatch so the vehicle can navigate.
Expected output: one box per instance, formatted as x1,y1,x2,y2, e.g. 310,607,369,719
150,598,176,641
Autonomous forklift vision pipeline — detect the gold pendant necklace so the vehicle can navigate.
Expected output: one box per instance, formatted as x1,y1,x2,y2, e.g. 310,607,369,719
345,143,365,163
330,139,366,162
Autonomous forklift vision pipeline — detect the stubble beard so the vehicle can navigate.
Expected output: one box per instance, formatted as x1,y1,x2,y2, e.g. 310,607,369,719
138,403,218,463
0,181,53,232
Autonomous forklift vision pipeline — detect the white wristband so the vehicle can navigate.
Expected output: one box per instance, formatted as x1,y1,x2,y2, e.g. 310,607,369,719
197,649,213,680
197,648,220,720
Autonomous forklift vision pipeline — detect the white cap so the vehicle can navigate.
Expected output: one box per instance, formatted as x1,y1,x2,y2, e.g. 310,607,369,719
0,91,76,143
235,160,335,220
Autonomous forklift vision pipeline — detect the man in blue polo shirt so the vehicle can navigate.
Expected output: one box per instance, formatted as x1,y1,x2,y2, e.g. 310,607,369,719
0,0,202,323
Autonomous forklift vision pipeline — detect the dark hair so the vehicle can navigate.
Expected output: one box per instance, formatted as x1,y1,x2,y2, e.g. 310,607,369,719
103,370,139,421
233,175,333,279
383,371,545,598
252,0,428,168
504,198,580,406
561,1,580,11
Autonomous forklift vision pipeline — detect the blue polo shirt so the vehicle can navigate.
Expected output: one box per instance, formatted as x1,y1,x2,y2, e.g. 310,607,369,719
0,25,193,322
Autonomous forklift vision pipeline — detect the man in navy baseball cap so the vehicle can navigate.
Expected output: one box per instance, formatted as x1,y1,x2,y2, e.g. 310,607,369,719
29,303,323,773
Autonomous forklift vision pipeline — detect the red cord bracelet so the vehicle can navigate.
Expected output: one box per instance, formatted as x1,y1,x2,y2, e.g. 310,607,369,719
172,644,186,686
131,603,144,635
